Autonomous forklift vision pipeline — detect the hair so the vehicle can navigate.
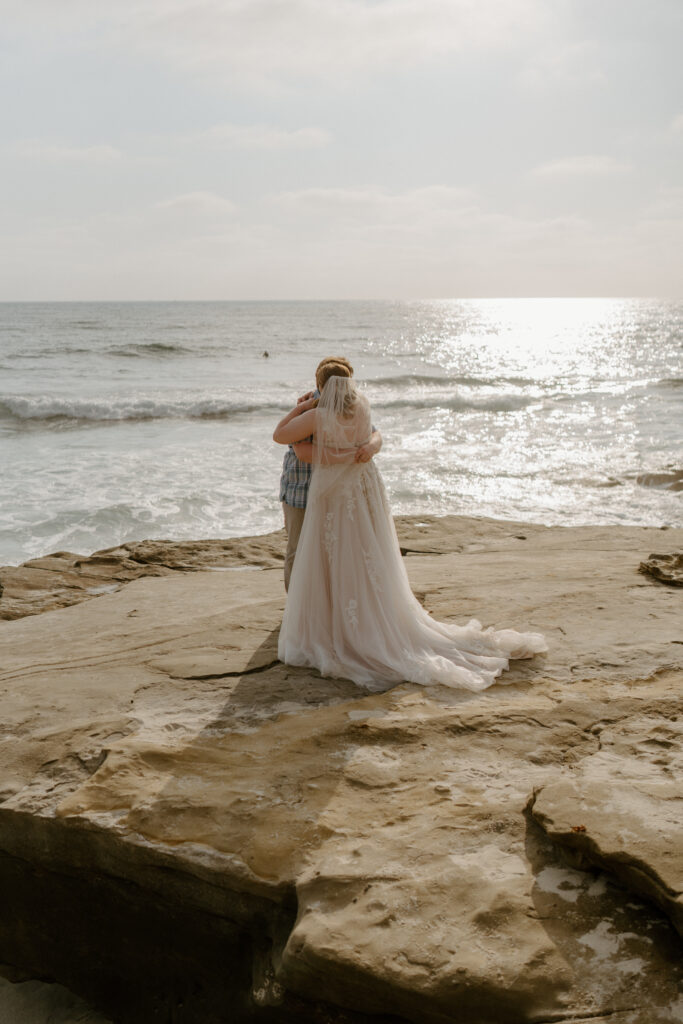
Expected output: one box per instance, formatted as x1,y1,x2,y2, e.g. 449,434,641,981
315,356,353,392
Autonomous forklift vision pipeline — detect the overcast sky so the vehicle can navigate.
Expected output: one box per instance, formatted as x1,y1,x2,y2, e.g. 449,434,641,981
2,0,682,300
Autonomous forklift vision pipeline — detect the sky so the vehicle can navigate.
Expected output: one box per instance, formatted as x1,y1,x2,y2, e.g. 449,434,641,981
2,0,682,300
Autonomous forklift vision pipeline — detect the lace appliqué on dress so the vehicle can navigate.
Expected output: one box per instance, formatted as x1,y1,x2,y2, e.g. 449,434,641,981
323,511,337,562
362,547,382,594
346,598,359,629
346,491,356,521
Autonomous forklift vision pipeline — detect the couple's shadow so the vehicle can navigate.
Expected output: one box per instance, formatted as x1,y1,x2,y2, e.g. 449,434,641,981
199,616,546,739
202,624,366,737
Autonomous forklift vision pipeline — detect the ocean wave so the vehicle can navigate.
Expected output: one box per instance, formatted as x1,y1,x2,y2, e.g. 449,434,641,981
0,395,289,425
373,393,537,413
635,469,683,493
5,346,94,359
0,388,540,425
370,373,682,398
112,342,195,358
367,372,538,389
4,341,194,360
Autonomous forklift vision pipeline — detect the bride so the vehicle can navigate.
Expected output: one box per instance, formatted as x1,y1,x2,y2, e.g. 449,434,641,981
273,370,547,692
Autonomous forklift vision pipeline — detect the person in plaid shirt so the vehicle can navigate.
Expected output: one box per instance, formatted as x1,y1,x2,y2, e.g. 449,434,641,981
279,356,382,590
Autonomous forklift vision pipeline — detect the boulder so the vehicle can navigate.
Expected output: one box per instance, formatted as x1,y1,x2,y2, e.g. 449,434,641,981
639,551,683,586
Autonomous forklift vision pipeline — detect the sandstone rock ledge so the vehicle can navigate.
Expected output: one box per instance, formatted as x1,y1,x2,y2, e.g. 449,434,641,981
0,516,682,1024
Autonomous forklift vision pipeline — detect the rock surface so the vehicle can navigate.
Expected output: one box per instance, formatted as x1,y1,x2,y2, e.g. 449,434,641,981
636,469,683,493
529,713,683,937
0,534,285,621
0,516,682,1023
639,551,683,586
0,967,111,1024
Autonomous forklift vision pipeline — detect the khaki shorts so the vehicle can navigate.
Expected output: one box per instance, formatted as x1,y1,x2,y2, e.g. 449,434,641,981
282,502,306,591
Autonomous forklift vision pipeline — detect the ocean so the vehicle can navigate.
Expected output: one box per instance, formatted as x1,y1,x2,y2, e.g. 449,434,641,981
0,298,680,567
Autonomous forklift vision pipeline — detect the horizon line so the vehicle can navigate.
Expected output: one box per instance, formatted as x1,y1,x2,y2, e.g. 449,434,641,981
0,295,674,304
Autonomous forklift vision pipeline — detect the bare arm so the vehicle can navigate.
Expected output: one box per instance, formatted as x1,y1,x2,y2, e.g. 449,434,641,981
354,429,382,463
288,393,318,461
292,441,314,464
311,429,383,466
273,401,317,445
293,441,361,466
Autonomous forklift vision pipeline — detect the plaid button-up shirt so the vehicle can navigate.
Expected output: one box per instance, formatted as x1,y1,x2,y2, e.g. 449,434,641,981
280,388,317,509
279,443,313,508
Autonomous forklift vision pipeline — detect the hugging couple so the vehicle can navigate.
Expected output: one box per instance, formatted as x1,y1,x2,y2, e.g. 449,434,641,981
273,357,546,693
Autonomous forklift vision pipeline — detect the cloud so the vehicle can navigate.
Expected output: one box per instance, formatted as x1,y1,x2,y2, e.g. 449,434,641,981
641,185,683,219
5,0,548,85
271,184,477,226
262,184,598,286
531,155,632,178
11,140,122,162
154,191,238,216
669,114,683,135
193,123,331,150
136,0,547,85
517,38,606,89
3,180,682,299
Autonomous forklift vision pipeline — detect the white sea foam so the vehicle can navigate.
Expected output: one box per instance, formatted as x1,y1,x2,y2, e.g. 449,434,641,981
0,388,541,424
0,394,288,423
375,392,538,413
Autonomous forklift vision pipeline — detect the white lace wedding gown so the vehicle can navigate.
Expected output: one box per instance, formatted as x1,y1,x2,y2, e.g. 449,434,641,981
278,377,547,692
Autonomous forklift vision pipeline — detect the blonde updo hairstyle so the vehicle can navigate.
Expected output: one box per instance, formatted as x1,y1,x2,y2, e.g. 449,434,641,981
315,356,353,391
315,356,356,417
